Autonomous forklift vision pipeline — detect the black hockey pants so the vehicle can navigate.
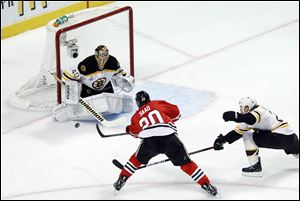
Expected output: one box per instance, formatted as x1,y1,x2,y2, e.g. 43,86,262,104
136,133,192,166
253,131,299,155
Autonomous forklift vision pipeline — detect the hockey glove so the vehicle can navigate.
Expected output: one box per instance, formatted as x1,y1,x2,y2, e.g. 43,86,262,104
126,126,138,138
213,134,226,150
223,111,238,122
126,126,130,133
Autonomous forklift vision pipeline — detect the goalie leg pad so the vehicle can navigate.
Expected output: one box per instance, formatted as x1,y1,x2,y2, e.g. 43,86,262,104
52,95,108,121
52,103,77,121
81,93,133,115
105,94,133,113
62,81,81,104
122,95,134,112
52,93,133,121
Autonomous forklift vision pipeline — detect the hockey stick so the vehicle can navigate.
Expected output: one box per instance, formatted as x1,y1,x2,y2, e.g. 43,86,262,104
112,146,214,170
49,71,126,127
96,123,128,138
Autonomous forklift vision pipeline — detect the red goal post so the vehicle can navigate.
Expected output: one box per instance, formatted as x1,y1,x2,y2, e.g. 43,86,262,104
9,5,134,111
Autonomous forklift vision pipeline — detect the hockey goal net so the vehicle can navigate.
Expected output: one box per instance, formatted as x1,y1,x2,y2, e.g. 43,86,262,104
9,5,134,111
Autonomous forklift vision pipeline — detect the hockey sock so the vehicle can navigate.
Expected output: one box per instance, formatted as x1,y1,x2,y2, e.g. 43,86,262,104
246,149,259,165
120,153,142,178
180,161,210,185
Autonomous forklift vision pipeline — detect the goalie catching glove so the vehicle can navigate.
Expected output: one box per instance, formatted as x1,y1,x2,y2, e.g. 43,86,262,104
111,69,135,92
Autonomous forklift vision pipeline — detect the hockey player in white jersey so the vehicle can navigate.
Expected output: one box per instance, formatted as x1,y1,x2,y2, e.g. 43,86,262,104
213,97,299,177
52,45,135,121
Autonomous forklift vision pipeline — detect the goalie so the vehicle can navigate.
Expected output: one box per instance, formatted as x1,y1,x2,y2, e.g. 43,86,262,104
52,45,135,121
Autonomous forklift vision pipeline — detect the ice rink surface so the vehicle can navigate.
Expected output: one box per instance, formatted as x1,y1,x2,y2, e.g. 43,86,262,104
1,1,299,200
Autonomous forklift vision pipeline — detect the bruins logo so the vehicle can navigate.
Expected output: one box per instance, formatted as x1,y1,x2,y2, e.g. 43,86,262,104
92,78,106,90
80,65,86,72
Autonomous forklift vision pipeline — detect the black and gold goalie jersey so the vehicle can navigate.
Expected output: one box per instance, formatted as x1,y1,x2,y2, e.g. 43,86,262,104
62,55,122,97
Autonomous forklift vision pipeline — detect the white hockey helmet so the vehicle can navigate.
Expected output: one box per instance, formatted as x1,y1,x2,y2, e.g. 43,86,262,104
238,97,257,114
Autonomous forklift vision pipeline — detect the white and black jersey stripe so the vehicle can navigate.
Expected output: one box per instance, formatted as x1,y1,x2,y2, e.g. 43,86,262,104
191,167,205,183
139,123,178,138
144,123,177,132
124,161,138,175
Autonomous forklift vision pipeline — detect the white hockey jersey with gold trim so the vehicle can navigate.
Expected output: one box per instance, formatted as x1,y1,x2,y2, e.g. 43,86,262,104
235,105,295,135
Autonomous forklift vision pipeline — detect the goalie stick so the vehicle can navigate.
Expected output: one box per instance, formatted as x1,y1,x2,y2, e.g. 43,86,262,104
49,71,126,127
96,123,128,138
112,146,214,170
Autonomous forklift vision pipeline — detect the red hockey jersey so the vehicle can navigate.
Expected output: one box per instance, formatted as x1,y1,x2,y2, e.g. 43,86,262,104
127,100,181,138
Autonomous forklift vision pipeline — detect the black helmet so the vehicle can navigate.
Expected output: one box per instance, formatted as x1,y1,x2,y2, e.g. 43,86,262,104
135,91,150,108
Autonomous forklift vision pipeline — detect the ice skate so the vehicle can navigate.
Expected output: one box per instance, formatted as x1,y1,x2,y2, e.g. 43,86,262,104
201,183,218,196
242,157,262,177
113,175,128,191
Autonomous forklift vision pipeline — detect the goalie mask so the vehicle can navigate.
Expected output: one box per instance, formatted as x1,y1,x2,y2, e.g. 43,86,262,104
238,97,257,114
135,91,150,108
95,45,109,69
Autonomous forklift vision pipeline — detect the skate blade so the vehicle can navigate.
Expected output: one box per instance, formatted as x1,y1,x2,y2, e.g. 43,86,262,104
215,193,221,199
206,192,221,199
242,171,263,177
113,189,118,197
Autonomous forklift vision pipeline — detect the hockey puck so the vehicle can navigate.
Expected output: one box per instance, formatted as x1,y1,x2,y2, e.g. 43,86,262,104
75,122,80,128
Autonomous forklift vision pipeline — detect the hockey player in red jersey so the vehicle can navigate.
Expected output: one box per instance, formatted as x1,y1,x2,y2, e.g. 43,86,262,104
113,91,218,196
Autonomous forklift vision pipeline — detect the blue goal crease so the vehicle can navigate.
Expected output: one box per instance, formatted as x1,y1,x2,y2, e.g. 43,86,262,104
103,80,215,123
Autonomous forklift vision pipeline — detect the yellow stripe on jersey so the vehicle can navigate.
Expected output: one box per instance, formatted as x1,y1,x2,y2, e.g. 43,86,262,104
84,71,101,77
64,70,77,79
234,125,251,135
103,69,119,73
63,71,79,81
251,110,261,124
79,68,118,77
272,122,289,131
84,69,118,76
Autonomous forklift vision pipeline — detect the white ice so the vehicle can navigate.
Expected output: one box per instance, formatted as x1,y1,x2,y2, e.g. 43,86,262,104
1,1,299,200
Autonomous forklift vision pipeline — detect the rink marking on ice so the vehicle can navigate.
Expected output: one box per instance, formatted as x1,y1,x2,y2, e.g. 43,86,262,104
1,115,51,135
141,18,299,80
134,29,196,58
2,180,298,199
214,181,299,191
1,184,110,200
